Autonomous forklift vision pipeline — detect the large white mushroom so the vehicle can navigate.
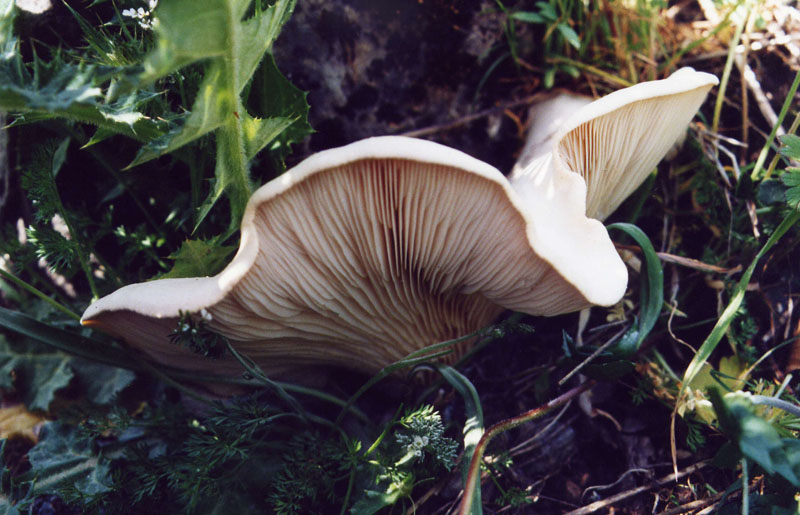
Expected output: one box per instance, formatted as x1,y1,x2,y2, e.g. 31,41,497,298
511,67,719,221
82,136,627,378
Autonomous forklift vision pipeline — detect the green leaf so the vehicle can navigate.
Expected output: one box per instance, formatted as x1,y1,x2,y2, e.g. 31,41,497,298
607,223,664,347
536,1,558,21
0,336,74,411
778,134,800,161
510,11,546,23
159,238,236,279
557,23,581,50
245,54,313,166
26,422,113,497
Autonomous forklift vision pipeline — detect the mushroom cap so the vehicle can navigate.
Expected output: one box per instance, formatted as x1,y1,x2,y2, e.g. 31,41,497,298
82,136,627,377
511,67,719,221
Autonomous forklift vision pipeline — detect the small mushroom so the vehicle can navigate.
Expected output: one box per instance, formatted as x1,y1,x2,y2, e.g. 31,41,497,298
82,136,627,378
511,67,719,221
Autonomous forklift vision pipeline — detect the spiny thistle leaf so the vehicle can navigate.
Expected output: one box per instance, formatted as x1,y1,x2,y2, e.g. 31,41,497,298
0,43,166,141
24,422,113,498
130,0,302,228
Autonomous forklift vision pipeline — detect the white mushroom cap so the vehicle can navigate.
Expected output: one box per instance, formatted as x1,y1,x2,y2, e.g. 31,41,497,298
511,68,719,221
82,136,627,377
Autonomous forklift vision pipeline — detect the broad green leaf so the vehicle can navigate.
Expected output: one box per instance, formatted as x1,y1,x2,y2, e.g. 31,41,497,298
160,239,236,279
710,389,800,487
246,54,313,167
0,0,13,46
0,337,73,411
26,422,113,497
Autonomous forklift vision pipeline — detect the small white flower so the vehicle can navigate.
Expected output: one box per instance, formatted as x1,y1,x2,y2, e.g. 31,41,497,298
414,450,422,457
121,8,135,17
200,308,213,321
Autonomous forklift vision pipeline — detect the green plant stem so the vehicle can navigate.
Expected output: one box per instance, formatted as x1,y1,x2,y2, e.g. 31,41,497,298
0,268,80,321
741,458,749,515
458,380,596,515
750,69,800,180
749,395,800,418
45,143,99,299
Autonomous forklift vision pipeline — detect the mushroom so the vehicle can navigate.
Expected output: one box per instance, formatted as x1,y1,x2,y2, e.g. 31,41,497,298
82,136,627,379
510,67,719,221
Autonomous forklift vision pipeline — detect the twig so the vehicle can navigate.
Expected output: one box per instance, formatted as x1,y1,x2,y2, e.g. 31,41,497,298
657,489,729,515
614,244,742,274
562,461,709,515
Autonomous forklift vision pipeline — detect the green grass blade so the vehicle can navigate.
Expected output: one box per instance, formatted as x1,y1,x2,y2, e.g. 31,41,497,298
0,306,139,370
608,223,664,346
438,366,484,515
679,208,800,396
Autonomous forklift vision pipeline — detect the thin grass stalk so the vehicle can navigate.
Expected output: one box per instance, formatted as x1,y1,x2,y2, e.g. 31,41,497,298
712,10,747,135
0,268,80,321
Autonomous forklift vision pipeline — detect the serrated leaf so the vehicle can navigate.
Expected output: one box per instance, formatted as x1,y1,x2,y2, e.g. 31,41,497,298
26,422,112,497
160,239,236,279
131,0,299,227
247,54,312,167
0,337,73,411
778,134,800,161
781,169,800,207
